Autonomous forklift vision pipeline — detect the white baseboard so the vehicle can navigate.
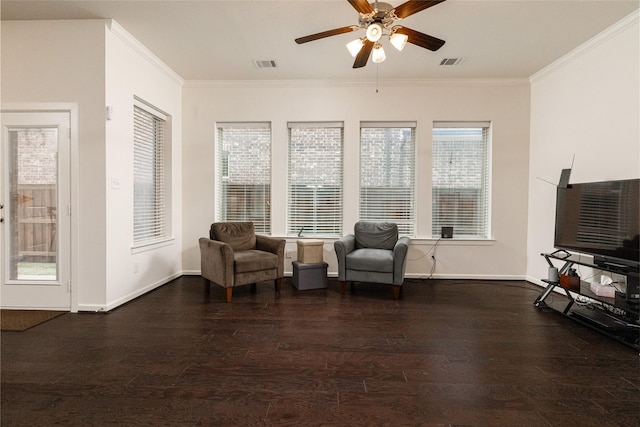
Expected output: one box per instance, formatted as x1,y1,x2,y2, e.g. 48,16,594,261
75,271,533,312
76,272,182,312
187,270,526,281
181,270,201,276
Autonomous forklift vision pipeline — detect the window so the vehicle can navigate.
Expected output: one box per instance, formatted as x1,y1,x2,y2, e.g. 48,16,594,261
133,100,170,245
432,122,490,239
360,122,416,236
288,122,343,236
215,123,271,233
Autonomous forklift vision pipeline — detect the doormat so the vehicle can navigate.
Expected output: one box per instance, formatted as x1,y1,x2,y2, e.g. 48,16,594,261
1,310,66,331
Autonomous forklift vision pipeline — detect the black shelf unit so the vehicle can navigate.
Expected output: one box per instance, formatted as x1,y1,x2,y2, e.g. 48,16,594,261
534,252,639,350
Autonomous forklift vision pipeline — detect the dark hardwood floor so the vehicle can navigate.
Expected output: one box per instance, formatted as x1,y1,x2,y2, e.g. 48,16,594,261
2,276,639,426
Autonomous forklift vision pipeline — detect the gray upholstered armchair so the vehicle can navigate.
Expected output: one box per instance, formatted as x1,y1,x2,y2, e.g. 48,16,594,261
334,221,410,299
199,222,285,302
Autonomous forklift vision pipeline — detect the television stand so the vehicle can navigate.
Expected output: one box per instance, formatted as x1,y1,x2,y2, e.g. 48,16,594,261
550,248,571,259
535,252,639,350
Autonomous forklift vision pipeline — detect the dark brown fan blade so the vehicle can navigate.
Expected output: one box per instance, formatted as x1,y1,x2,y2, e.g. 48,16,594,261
395,27,445,51
295,26,358,44
348,0,374,15
393,0,446,19
353,39,374,68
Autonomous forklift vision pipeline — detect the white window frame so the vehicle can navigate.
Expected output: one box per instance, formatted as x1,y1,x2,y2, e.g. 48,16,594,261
287,122,344,237
215,122,272,234
432,121,491,239
132,98,171,249
359,121,416,236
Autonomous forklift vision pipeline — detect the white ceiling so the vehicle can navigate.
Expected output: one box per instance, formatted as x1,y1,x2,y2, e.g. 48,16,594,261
2,0,638,81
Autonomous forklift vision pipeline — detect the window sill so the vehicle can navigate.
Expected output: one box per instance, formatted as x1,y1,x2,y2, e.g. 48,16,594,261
131,237,175,254
411,238,495,246
277,237,495,246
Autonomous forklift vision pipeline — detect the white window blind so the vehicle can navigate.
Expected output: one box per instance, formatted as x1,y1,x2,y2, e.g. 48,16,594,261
133,103,167,244
432,122,490,239
215,122,271,234
360,122,416,236
287,122,343,237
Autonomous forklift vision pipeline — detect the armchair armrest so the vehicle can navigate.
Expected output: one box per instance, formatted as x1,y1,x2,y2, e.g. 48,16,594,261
199,237,234,288
335,234,356,255
255,235,286,278
393,237,410,286
255,235,284,255
334,234,356,281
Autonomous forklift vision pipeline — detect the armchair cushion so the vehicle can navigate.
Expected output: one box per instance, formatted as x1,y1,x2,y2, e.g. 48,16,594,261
354,221,398,250
234,250,279,274
347,248,394,273
211,222,256,251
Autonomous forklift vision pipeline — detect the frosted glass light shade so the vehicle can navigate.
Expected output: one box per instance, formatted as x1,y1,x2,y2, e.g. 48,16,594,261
372,44,386,63
389,33,408,51
346,38,364,57
365,23,383,42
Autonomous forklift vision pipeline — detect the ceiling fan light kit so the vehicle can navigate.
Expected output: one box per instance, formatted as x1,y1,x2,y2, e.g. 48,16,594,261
346,38,365,57
295,0,447,69
365,23,383,42
389,32,408,51
372,43,386,63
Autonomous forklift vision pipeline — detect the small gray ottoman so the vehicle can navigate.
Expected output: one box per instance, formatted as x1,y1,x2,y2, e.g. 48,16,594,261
292,261,328,290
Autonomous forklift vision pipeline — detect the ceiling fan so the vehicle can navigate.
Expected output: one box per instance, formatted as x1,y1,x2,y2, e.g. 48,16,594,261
295,0,447,69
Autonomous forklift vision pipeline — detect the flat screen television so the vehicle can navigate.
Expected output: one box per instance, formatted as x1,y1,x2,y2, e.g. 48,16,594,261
554,178,640,271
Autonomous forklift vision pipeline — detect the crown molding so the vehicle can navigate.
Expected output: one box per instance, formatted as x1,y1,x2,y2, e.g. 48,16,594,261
183,78,530,89
530,9,639,84
106,19,184,86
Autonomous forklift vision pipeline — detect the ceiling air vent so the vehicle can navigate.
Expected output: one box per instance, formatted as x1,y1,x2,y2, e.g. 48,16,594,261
253,60,278,69
440,57,465,66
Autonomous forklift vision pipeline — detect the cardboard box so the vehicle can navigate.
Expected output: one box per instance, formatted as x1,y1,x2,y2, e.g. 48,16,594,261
297,239,324,263
292,261,328,290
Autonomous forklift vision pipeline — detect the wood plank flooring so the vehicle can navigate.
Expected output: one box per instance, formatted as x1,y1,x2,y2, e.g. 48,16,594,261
2,277,639,426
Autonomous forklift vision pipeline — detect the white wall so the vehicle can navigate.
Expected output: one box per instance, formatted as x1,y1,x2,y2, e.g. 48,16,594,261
22,11,636,304
182,80,531,279
104,21,184,310
526,12,640,284
2,20,108,310
2,20,184,311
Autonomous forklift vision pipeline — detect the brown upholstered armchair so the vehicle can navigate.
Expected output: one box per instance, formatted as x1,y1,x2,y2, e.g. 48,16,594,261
199,222,285,302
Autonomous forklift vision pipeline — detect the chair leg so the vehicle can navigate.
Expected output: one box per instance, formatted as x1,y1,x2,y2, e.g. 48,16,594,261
392,285,401,300
225,287,233,303
339,281,347,295
275,278,282,293
203,278,211,296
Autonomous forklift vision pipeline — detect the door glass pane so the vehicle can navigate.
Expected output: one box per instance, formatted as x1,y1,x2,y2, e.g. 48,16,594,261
8,128,58,281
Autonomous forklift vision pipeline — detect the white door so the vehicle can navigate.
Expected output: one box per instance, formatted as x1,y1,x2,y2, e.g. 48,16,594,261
1,111,71,310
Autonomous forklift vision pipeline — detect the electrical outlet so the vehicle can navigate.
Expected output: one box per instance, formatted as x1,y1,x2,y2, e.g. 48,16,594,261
285,249,292,259
133,262,139,273
111,177,121,189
